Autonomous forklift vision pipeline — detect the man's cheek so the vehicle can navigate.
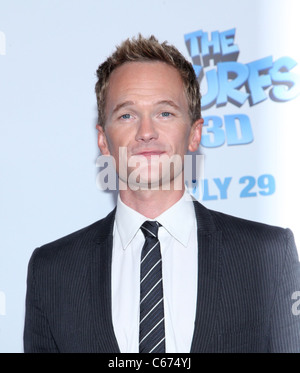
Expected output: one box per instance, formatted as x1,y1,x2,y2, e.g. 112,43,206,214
117,147,129,181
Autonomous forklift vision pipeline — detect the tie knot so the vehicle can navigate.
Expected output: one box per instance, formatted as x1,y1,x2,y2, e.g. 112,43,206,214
141,221,160,239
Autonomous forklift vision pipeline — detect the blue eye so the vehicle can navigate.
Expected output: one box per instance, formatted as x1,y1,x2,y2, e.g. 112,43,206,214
161,112,171,117
121,114,131,119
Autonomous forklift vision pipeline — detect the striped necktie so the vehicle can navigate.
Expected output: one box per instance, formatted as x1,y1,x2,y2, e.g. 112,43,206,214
139,220,165,353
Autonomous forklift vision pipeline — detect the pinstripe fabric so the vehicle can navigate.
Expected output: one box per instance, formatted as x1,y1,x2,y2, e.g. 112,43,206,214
139,221,165,353
23,201,300,353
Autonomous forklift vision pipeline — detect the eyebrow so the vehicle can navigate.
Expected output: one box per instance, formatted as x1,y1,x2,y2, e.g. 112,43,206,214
156,100,181,111
112,101,135,115
112,100,181,115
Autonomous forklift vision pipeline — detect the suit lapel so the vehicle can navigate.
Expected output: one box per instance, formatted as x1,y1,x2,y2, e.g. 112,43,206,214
190,201,222,352
90,208,120,353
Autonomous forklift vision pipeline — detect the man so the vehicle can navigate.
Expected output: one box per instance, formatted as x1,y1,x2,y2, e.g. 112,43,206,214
24,35,300,353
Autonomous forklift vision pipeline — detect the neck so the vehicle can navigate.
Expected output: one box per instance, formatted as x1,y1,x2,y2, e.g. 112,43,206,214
119,187,185,219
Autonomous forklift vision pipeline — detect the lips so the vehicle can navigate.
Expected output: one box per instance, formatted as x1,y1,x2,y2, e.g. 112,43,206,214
131,148,167,158
136,150,166,157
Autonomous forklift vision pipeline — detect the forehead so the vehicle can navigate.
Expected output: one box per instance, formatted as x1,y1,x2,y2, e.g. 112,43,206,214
106,61,186,105
109,60,182,81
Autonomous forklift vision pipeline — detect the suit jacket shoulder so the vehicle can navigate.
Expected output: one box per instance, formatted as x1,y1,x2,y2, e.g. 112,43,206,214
30,208,116,266
194,200,296,259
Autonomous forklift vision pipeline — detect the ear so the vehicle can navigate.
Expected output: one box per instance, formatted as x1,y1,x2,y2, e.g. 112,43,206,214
188,118,203,152
96,124,110,155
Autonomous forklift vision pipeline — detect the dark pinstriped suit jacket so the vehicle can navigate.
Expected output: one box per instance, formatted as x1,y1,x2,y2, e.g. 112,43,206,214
24,201,300,352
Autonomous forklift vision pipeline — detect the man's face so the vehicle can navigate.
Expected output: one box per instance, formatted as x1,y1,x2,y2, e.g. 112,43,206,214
97,61,202,190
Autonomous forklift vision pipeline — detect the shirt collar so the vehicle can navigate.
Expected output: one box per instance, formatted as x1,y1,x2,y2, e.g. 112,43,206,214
156,191,195,247
115,190,195,250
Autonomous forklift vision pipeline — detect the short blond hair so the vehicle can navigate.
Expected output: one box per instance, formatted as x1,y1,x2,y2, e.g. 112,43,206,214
95,34,201,127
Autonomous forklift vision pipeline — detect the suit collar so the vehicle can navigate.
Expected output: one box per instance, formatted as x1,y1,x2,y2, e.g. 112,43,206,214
93,207,116,243
190,201,222,352
192,199,219,232
91,207,120,352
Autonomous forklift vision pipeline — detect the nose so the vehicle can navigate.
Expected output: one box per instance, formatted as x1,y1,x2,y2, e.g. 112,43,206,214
135,116,159,143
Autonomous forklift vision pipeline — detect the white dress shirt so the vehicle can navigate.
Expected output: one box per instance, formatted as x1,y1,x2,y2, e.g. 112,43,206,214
111,191,198,353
